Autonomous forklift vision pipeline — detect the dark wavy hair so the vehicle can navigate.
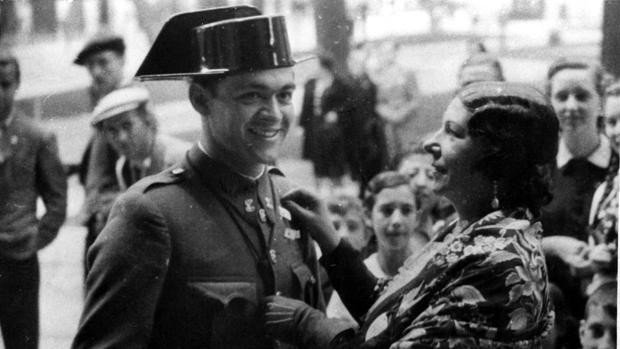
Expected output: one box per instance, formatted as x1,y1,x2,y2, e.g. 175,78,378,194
363,171,412,211
458,81,559,217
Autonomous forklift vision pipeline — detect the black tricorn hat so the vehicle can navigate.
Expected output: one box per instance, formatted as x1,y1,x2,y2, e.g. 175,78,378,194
135,6,296,81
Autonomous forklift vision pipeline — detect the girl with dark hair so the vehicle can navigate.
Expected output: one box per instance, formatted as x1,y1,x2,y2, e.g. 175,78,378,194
263,81,558,348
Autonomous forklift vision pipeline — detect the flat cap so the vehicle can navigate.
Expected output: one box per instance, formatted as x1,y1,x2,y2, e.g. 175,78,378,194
74,33,125,65
92,86,150,126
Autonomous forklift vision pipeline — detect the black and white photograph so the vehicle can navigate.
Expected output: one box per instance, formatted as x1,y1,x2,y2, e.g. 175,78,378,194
0,0,617,348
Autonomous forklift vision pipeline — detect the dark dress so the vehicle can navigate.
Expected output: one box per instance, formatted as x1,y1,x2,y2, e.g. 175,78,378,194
345,74,388,196
299,77,355,179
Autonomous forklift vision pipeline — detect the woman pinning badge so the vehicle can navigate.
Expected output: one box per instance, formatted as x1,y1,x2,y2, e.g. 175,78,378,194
264,81,559,348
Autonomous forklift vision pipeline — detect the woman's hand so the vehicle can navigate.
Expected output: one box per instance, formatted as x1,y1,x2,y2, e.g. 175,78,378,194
281,188,341,254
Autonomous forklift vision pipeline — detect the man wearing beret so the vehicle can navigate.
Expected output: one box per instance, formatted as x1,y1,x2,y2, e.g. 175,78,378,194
84,85,189,267
73,6,351,349
0,51,67,349
73,33,130,279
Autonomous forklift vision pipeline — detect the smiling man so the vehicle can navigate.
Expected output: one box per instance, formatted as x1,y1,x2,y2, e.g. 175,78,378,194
72,6,332,349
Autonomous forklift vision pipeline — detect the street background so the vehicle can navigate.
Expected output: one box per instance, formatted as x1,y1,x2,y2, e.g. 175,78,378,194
0,0,607,347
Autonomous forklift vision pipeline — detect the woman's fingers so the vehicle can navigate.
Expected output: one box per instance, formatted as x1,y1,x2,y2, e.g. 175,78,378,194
282,188,320,210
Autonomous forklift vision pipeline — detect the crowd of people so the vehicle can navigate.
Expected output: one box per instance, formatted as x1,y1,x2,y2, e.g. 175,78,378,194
0,4,617,349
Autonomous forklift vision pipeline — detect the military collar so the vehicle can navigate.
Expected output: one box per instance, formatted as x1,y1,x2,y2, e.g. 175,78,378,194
187,144,283,195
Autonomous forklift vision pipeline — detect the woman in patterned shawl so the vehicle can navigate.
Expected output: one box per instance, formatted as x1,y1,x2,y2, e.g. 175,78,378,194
264,81,559,348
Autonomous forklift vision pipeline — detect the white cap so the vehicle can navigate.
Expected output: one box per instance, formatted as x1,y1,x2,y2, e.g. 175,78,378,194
92,86,150,126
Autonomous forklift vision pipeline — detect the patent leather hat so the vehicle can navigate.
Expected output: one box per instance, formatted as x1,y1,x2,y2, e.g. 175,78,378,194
135,6,297,81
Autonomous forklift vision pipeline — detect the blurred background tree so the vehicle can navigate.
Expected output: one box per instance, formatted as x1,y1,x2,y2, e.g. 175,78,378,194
602,0,620,78
0,0,19,44
312,0,353,76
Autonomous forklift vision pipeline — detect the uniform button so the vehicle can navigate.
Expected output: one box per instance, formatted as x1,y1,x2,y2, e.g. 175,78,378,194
269,249,277,263
275,291,282,296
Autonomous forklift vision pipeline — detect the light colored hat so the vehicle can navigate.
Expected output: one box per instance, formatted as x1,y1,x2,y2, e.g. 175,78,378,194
92,86,150,126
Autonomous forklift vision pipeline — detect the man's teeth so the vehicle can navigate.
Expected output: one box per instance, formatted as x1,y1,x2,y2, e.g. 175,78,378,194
251,128,279,137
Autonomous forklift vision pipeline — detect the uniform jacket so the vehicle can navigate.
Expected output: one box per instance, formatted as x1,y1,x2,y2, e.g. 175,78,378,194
73,145,325,349
0,112,67,259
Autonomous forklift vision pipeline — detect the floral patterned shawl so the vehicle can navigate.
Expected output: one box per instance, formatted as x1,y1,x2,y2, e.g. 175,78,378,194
357,208,553,348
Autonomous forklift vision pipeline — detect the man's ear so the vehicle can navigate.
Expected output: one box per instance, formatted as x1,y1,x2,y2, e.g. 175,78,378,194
189,82,211,116
578,319,586,345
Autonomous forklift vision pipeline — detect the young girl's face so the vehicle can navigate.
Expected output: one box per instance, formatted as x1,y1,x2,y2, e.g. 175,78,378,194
371,185,419,253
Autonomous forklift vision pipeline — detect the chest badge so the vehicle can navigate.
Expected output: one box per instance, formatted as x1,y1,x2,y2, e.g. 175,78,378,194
265,197,274,209
244,199,256,212
284,228,300,240
259,208,267,222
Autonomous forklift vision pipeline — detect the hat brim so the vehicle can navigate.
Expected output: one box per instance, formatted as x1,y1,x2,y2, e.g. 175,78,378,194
135,56,314,82
92,102,142,126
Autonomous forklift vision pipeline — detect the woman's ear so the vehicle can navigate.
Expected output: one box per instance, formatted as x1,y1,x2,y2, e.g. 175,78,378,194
189,82,210,116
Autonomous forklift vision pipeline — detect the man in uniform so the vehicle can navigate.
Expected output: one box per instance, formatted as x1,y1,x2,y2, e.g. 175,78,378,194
73,6,348,349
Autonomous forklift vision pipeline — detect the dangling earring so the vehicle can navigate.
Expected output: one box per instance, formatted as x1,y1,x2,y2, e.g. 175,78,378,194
491,181,500,210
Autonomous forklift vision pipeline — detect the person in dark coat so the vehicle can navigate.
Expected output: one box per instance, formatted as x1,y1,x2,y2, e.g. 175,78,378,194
0,51,67,349
72,7,349,349
345,43,388,197
299,54,356,192
541,58,619,321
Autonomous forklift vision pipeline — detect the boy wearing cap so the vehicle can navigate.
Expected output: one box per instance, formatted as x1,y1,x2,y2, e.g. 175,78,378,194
83,86,189,273
73,33,130,274
73,6,347,349
0,51,67,349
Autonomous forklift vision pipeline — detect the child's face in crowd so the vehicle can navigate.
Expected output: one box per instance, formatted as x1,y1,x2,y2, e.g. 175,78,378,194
604,95,620,152
580,304,616,349
397,153,438,212
329,210,367,252
371,185,418,253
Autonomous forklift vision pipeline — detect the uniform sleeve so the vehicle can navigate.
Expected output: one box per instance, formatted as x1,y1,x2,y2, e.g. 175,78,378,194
72,190,171,349
320,240,378,320
35,132,67,249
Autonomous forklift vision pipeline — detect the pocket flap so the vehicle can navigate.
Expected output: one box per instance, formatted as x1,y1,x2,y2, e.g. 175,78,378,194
189,281,257,306
291,263,316,286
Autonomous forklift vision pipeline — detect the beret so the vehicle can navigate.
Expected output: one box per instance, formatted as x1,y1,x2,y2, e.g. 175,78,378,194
92,86,150,126
74,33,125,65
